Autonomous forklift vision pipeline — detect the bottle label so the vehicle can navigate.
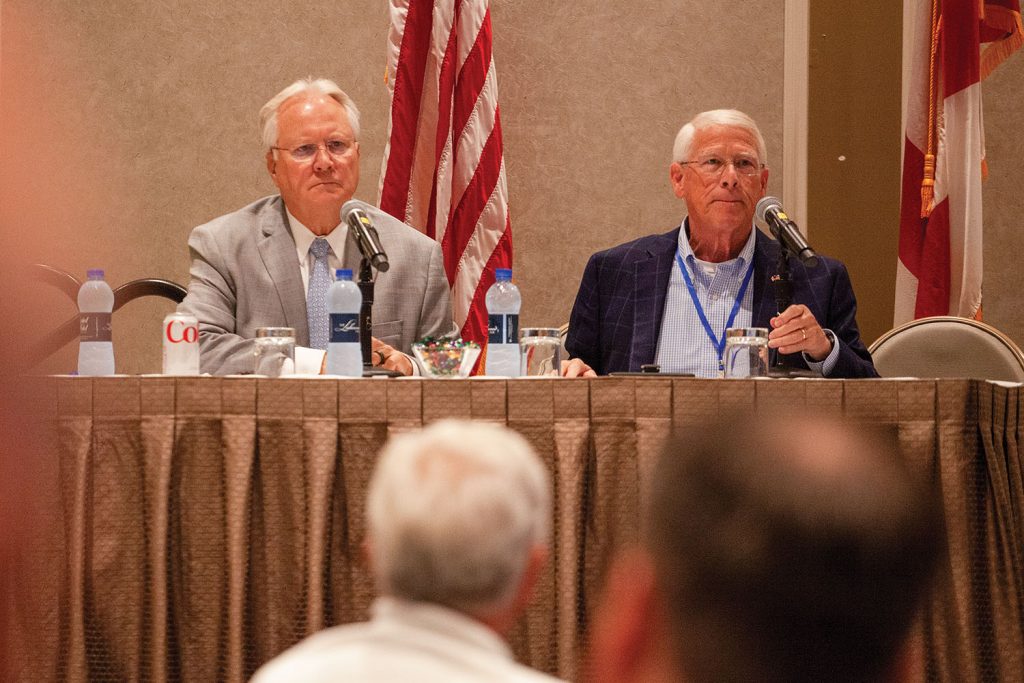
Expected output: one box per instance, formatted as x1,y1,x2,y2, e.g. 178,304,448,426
80,313,112,342
165,318,198,344
329,313,360,343
488,313,518,344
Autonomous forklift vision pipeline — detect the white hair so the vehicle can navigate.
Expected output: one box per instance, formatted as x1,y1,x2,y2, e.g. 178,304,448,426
259,77,361,149
672,109,767,165
367,420,551,616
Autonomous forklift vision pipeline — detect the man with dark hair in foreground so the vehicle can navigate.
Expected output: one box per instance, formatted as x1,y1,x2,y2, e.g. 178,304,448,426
587,413,943,683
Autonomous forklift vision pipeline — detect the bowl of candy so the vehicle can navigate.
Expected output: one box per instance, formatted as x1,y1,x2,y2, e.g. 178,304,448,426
412,338,482,378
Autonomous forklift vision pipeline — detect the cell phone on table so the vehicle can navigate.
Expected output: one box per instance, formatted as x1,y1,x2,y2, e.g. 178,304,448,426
609,364,694,377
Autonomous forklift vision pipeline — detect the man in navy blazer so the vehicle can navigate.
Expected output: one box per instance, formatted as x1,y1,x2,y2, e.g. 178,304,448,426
566,110,877,378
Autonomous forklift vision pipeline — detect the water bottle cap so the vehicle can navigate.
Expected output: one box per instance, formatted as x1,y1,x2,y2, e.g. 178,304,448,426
495,268,512,281
334,269,353,280
86,269,105,280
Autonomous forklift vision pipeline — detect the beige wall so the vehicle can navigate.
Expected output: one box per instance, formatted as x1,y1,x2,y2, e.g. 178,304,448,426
2,0,782,374
982,58,1024,346
3,1,1019,374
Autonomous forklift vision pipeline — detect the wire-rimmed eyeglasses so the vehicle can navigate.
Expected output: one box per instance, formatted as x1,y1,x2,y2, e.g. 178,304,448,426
678,155,765,178
272,139,356,162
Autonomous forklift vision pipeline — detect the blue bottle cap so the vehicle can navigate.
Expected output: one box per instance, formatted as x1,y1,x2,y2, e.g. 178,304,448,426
87,269,105,280
495,268,512,281
335,269,353,280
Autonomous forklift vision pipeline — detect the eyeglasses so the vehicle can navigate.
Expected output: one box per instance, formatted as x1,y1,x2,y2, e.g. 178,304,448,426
678,155,765,178
272,139,356,162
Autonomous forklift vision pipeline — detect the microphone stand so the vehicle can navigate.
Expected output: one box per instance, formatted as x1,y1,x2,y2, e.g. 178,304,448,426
357,258,401,378
769,244,816,378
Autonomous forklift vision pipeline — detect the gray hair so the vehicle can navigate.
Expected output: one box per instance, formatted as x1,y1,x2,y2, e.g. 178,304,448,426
672,109,767,165
259,77,361,149
367,420,551,615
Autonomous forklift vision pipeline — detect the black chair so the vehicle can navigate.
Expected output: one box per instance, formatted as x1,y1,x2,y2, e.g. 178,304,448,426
30,264,188,368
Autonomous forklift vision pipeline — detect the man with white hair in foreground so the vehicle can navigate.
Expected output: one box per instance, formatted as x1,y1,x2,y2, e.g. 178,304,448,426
252,420,561,682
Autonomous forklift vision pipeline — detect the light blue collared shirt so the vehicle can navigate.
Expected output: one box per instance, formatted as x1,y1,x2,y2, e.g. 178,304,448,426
655,220,840,377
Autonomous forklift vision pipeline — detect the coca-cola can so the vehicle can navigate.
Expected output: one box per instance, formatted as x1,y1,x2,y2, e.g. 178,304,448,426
163,312,200,375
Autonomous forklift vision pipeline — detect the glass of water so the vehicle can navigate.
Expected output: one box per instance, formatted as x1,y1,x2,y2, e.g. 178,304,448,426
722,327,770,378
520,327,562,376
254,327,296,376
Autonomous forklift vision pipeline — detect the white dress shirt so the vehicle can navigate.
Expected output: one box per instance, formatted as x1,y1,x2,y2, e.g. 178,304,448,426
251,597,563,683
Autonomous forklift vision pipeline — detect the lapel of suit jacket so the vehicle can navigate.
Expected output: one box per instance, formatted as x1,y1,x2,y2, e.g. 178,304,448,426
256,197,310,345
631,228,679,369
752,229,781,328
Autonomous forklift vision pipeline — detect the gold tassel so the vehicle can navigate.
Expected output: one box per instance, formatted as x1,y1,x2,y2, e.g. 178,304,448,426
920,153,936,218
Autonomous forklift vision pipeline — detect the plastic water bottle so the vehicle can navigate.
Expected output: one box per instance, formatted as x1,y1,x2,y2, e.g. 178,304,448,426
485,268,521,376
77,269,115,376
325,269,363,376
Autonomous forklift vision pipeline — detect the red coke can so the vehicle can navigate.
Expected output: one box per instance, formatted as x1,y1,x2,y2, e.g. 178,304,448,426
163,312,200,375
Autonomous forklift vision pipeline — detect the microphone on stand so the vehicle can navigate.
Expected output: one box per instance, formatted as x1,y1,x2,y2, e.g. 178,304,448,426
341,201,390,272
756,196,818,267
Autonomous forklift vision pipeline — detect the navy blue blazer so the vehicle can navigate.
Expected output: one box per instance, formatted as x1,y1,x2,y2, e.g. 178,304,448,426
566,227,878,378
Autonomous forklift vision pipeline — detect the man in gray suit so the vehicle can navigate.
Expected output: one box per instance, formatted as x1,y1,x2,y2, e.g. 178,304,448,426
179,78,455,375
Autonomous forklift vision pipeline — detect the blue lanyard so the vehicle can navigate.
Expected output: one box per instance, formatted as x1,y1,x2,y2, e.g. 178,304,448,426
675,251,754,371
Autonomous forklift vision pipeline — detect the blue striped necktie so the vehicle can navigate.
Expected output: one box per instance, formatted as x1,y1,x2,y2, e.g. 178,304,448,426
307,238,331,350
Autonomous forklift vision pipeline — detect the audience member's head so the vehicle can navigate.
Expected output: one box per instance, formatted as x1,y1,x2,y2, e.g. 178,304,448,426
366,419,552,634
588,411,944,683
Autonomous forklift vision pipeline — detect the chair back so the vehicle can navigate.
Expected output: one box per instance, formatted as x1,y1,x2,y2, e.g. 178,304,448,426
30,264,188,368
868,316,1024,382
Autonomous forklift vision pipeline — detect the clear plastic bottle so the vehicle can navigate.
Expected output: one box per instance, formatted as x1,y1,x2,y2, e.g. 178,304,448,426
485,268,521,376
325,269,363,377
77,269,115,376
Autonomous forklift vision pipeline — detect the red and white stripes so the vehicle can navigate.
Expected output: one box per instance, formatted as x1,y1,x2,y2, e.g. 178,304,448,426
379,0,512,345
897,0,1022,323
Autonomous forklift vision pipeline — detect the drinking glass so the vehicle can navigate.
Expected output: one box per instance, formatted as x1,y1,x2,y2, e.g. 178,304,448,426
254,327,296,376
722,327,770,378
519,327,562,376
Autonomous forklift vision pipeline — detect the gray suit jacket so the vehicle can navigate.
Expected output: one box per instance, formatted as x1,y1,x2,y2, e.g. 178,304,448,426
179,195,455,375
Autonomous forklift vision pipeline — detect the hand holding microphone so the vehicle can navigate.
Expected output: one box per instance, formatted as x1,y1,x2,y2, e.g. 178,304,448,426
756,196,818,267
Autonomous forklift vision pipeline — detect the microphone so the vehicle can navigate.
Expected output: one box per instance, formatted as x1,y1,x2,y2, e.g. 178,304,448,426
755,196,818,267
341,201,390,272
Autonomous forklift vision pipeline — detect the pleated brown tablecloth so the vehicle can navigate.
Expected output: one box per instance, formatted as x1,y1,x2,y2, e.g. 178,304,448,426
2,377,1022,681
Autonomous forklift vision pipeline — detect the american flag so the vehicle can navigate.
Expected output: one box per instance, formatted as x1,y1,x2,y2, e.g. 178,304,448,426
378,0,512,346
896,0,1022,323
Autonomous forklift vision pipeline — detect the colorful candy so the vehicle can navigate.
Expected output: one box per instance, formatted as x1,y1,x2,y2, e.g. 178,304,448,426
412,338,482,377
